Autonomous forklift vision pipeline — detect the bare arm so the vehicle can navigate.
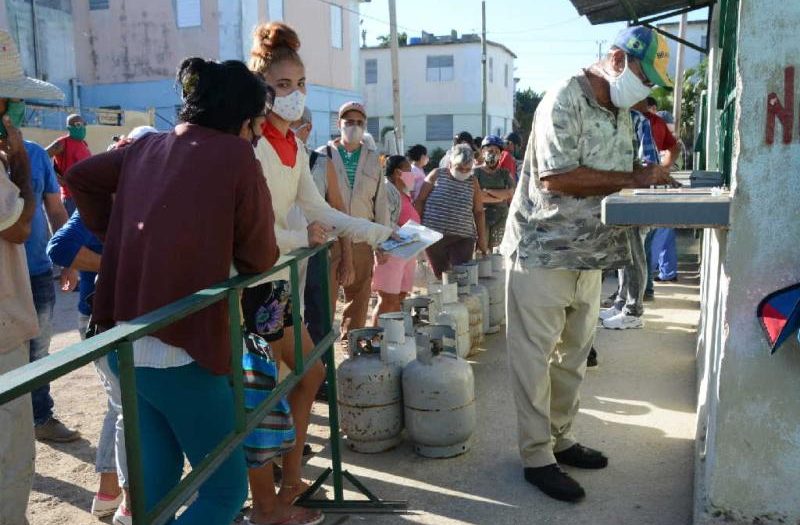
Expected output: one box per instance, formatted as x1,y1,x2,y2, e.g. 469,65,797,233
70,247,102,273
414,170,439,219
541,164,675,198
0,117,34,244
43,193,69,232
661,142,682,169
45,138,64,159
472,178,488,254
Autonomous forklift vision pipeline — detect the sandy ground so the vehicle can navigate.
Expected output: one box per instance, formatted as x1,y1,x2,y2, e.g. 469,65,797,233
25,253,700,524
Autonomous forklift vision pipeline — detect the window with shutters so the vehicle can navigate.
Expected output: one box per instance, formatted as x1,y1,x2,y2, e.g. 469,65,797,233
176,0,201,28
89,0,109,10
268,0,284,21
365,59,377,84
330,5,343,49
426,55,454,82
504,63,509,87
426,114,453,141
367,117,380,138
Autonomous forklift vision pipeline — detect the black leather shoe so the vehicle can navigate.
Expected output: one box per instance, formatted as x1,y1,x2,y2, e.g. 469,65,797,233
524,464,585,502
555,444,609,469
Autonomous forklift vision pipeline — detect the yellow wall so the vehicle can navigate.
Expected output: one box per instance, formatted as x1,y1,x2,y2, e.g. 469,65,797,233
21,111,153,155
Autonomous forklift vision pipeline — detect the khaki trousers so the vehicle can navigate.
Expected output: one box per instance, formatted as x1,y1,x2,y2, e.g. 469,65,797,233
505,257,601,468
340,242,374,336
0,345,34,525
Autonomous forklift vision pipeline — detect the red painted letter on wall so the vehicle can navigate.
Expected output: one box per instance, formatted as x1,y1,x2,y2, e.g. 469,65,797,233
766,66,794,145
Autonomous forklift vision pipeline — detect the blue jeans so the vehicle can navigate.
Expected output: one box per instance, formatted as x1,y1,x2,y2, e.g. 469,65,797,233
109,355,248,525
614,228,647,317
29,271,55,426
650,228,678,280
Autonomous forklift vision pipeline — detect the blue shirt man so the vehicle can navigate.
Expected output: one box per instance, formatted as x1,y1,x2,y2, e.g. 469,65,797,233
22,139,78,440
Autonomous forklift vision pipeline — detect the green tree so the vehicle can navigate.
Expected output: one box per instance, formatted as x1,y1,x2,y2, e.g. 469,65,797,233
376,32,407,47
650,58,708,144
514,88,543,146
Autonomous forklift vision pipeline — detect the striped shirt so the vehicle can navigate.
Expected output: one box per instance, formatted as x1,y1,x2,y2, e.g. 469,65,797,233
422,168,477,239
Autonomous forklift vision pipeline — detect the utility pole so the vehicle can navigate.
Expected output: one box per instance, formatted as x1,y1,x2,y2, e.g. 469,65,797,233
388,0,404,154
672,13,688,139
481,0,487,135
596,39,606,61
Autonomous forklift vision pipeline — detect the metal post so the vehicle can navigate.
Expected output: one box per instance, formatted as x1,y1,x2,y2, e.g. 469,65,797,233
228,290,245,432
118,341,146,525
319,249,345,501
481,0,488,136
388,0,404,154
672,12,688,138
289,261,304,376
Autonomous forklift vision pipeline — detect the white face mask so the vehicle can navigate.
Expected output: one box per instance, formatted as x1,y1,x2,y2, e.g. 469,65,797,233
606,55,652,109
341,124,364,145
451,167,472,181
271,89,306,122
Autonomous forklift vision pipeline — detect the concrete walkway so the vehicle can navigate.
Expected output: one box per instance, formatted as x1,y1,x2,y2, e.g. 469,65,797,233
305,265,700,525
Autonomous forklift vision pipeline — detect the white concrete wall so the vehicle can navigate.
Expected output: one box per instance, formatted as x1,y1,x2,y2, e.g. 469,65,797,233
695,2,800,523
361,41,515,152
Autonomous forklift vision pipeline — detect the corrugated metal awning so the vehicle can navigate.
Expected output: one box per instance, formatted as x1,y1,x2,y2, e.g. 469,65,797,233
568,0,715,25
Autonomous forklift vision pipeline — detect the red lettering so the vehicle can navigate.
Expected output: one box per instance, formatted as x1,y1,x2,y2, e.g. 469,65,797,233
766,66,794,145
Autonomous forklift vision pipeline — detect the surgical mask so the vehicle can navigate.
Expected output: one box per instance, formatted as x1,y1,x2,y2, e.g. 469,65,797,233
0,100,26,136
484,153,499,167
399,171,415,193
606,55,652,109
68,125,86,141
271,90,306,122
341,124,364,145
451,167,472,181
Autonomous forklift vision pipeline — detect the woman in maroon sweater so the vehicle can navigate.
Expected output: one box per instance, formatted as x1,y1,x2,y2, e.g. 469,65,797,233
66,58,277,525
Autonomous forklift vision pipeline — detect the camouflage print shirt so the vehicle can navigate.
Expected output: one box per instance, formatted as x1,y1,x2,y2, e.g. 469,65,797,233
499,71,633,270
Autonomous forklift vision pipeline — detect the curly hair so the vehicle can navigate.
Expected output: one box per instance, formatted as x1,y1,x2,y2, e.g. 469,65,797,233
249,22,304,77
176,57,268,135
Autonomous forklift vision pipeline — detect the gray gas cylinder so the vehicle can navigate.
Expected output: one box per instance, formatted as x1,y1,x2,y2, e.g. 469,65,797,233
428,284,471,359
479,257,505,329
403,295,433,329
337,327,403,453
403,325,476,458
443,270,484,355
455,262,491,335
377,312,416,369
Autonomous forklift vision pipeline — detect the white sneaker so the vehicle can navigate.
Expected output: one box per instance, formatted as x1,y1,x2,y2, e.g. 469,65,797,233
598,306,621,321
113,505,132,525
602,312,644,330
91,492,122,518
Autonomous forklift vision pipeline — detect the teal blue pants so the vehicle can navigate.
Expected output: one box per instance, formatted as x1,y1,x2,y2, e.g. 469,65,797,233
110,355,248,524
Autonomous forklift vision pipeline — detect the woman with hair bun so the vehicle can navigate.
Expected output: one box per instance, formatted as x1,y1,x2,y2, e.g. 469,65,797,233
241,21,394,525
66,57,277,524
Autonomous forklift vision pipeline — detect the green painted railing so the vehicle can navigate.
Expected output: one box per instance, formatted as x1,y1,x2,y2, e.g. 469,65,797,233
0,243,405,524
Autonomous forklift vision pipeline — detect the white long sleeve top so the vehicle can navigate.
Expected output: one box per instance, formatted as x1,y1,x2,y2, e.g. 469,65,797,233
253,135,393,282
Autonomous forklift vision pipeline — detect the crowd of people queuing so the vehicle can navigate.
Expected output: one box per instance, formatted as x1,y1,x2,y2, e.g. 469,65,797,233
0,18,686,525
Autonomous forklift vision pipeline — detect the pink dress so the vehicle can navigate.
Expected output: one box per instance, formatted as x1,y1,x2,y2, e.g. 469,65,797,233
372,192,420,294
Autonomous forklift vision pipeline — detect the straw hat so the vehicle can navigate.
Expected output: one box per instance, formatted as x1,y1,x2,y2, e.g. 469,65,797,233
0,30,64,101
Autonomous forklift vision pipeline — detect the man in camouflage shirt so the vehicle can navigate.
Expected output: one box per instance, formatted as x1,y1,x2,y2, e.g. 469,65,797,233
499,26,676,503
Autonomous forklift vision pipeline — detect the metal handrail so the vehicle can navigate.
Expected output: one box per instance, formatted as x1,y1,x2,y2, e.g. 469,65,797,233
0,243,405,524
